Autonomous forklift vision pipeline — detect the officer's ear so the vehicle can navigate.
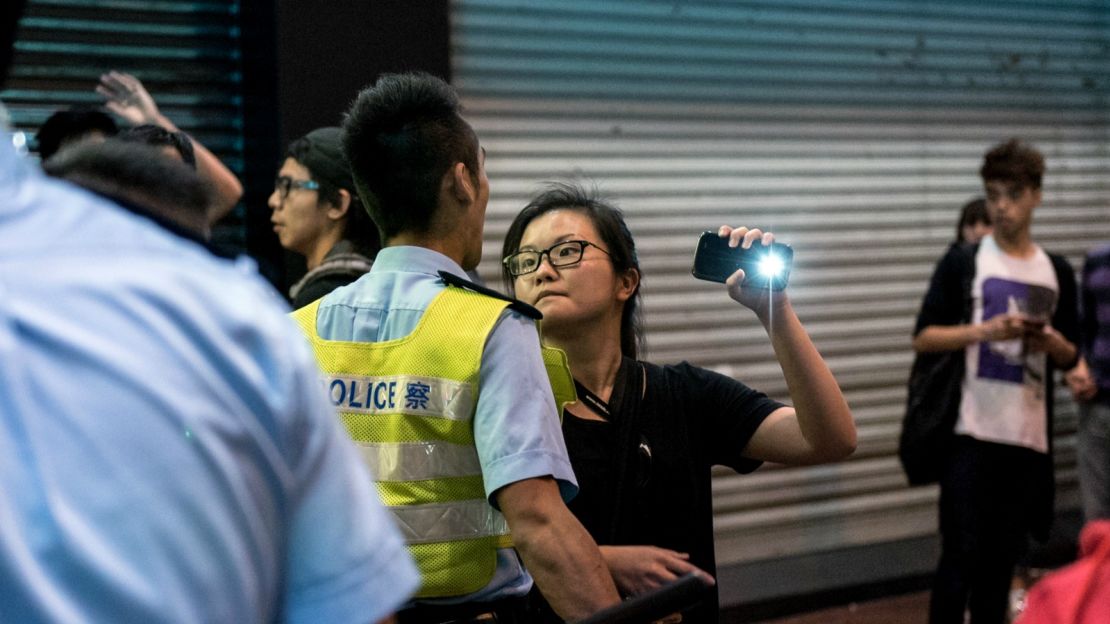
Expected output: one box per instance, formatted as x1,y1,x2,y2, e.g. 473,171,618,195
450,161,478,208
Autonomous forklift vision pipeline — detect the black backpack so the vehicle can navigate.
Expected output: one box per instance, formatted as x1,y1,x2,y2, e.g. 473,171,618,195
899,243,976,485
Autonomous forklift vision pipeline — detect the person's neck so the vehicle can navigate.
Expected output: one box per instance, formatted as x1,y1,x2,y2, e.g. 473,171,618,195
992,230,1036,258
305,227,344,270
545,319,624,402
387,229,468,267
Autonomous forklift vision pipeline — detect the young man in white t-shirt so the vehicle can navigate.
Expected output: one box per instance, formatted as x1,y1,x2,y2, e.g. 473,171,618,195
913,139,1079,624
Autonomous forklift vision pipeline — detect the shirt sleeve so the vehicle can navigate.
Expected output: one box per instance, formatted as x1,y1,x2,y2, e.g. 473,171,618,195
914,244,969,335
1080,252,1097,355
1050,253,1080,367
281,332,420,624
671,363,784,474
472,309,579,508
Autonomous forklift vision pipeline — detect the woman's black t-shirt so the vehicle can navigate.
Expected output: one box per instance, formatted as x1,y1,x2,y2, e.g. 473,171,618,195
558,360,783,623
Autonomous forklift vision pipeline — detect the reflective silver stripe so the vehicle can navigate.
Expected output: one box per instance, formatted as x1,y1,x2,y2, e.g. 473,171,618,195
357,442,482,481
322,374,474,420
390,499,510,544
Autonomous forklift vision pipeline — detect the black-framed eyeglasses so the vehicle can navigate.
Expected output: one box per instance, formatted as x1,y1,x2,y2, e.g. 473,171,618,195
274,175,320,201
503,240,611,277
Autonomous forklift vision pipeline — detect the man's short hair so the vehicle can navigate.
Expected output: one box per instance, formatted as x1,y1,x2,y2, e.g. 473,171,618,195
980,138,1045,190
35,107,119,160
117,124,196,169
341,72,480,240
43,139,209,230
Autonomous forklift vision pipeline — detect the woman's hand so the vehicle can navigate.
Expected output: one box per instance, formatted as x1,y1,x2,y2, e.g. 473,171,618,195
600,545,714,598
718,225,783,316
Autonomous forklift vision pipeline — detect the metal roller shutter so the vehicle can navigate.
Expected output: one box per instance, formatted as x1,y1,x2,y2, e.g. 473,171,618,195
3,0,244,247
451,0,1110,587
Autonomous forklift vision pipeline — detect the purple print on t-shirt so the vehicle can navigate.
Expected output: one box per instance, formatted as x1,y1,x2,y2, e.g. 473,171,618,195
978,277,1055,383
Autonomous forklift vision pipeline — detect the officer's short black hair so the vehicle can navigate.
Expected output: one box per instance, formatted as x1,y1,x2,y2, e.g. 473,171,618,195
341,72,480,241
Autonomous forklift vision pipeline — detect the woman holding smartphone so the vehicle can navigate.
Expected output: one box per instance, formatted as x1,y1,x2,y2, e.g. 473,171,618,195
501,182,856,623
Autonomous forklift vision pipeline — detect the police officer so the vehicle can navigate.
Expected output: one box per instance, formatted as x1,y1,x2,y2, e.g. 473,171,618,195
291,72,620,623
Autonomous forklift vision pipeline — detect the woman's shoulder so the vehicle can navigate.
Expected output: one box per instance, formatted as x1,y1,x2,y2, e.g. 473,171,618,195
642,360,753,395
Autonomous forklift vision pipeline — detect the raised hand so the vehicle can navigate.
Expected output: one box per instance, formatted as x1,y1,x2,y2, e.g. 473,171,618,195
97,71,163,127
718,225,782,314
95,70,244,223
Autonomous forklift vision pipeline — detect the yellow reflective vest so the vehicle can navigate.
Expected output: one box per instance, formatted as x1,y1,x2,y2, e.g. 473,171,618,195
291,285,574,598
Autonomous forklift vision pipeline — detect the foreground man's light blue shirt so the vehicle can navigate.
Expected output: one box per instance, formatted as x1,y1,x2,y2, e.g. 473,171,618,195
315,245,579,604
0,134,419,624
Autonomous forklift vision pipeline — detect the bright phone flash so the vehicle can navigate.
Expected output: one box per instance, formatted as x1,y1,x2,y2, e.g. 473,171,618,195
691,232,793,291
758,253,785,278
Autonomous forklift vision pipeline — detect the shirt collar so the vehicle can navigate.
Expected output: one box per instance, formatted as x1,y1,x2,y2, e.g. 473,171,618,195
372,246,469,280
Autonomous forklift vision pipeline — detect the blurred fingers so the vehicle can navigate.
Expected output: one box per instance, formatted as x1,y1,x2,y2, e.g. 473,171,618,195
113,71,140,89
728,226,748,248
726,268,746,288
741,228,763,249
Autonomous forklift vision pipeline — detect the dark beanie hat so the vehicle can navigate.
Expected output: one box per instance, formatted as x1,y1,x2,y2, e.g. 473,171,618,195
290,126,355,194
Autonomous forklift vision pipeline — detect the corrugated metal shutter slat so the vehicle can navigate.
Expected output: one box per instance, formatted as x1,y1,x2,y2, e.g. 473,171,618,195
4,0,245,248
452,0,1110,574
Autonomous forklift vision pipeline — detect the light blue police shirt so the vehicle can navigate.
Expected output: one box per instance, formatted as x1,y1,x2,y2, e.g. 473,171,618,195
0,134,420,624
314,245,579,603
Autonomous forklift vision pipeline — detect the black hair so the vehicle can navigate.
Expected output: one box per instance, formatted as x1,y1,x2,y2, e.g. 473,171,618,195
286,135,344,208
43,139,210,234
117,124,196,169
35,107,118,160
980,138,1045,190
341,72,479,241
955,197,990,242
502,181,644,359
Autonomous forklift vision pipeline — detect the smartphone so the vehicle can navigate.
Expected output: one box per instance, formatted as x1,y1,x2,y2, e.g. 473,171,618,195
691,231,793,290
1021,318,1047,334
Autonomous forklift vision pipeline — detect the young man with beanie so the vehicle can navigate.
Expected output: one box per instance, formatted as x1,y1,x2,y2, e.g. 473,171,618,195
270,126,380,307
913,138,1080,624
